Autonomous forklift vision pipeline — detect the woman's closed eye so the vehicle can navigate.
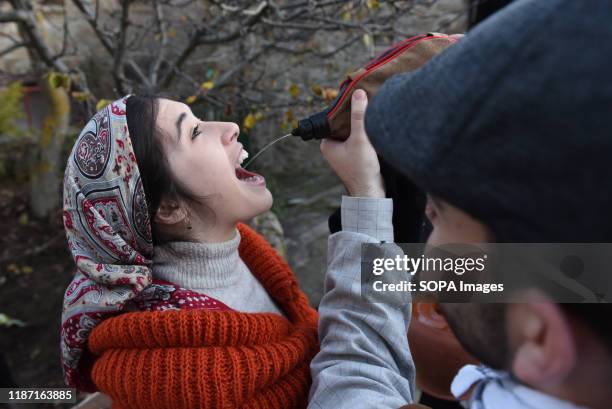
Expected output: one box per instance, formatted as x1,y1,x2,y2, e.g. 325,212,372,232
191,123,202,140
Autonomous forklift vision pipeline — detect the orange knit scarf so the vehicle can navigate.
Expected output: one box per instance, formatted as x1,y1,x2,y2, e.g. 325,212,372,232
88,224,319,409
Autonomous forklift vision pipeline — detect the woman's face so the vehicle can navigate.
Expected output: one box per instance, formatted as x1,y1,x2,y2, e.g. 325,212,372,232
156,98,272,226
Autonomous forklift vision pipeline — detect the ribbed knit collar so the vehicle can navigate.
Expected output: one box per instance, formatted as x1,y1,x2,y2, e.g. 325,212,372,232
152,229,242,289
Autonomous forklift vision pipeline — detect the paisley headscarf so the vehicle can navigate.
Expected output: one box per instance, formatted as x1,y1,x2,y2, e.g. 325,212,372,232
61,96,228,391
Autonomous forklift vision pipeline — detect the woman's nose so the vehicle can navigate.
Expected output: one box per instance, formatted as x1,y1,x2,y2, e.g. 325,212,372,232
221,123,240,146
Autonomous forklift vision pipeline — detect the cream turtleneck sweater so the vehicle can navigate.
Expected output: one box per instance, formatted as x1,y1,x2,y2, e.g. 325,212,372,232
152,229,284,315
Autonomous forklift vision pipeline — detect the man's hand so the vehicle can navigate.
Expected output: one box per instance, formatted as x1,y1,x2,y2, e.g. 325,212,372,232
320,89,385,198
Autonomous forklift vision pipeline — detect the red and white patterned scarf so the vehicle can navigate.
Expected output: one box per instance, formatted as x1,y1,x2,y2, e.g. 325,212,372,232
61,96,230,391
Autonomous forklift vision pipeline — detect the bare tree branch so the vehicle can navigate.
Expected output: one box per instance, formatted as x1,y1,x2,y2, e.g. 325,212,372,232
164,0,198,7
112,0,132,94
314,34,362,59
215,45,269,89
71,0,150,92
160,2,268,88
184,43,270,107
52,2,70,61
0,31,22,44
173,67,227,108
0,1,93,115
70,0,114,52
149,0,168,86
0,42,27,58
6,0,69,72
277,0,348,11
261,17,323,31
0,10,29,23
1,0,462,115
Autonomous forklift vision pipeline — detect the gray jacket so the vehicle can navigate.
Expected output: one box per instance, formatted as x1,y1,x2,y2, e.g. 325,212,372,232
308,196,416,409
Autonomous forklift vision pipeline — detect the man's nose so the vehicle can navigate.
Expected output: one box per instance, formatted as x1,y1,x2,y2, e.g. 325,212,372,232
221,123,240,145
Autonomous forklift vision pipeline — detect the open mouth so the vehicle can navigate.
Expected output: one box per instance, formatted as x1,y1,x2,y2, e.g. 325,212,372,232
235,149,265,187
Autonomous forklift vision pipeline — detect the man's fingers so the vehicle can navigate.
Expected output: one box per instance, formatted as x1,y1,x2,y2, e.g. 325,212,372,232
320,138,342,156
320,138,329,154
350,89,368,139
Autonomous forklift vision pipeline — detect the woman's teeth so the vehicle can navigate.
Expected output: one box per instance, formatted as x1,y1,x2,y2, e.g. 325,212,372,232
235,165,265,186
238,149,249,166
242,175,263,184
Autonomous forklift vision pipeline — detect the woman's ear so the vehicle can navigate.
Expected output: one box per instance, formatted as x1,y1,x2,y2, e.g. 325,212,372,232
154,198,187,226
509,293,577,388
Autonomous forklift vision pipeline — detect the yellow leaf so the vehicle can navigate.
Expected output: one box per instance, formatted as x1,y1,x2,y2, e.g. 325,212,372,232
96,99,112,111
311,84,322,96
362,33,373,48
243,113,257,131
322,88,339,102
366,0,380,10
21,266,33,275
200,81,215,90
289,84,300,99
18,213,28,226
341,11,352,22
168,27,177,38
254,112,263,121
35,10,45,24
6,264,19,274
71,91,91,102
185,95,197,105
285,109,295,122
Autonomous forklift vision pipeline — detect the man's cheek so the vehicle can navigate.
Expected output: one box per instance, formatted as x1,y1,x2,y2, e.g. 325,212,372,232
426,227,444,247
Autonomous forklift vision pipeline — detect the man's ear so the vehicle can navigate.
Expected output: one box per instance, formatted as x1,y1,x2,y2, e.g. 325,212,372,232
509,296,577,388
154,198,187,226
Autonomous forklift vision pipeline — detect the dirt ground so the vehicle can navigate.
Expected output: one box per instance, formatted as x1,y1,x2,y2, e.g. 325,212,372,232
0,184,89,407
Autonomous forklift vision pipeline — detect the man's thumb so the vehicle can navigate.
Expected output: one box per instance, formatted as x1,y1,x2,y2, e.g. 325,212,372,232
350,89,368,138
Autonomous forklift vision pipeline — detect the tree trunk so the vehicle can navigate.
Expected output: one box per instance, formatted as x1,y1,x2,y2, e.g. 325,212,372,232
28,72,71,219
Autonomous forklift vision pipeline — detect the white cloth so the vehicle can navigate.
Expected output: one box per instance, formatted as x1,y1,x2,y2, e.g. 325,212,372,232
451,364,590,409
152,228,283,315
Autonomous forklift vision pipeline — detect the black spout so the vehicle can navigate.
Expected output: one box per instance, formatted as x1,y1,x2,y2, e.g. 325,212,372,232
292,110,330,141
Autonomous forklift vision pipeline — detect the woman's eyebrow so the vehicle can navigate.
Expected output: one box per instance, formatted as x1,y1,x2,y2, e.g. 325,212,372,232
175,112,187,141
